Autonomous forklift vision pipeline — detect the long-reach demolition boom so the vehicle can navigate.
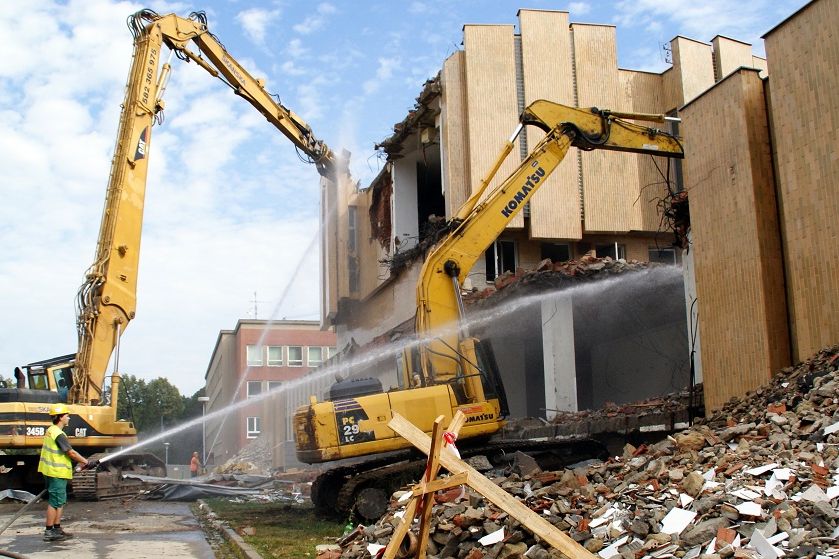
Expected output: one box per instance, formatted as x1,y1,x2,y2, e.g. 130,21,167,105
72,10,338,406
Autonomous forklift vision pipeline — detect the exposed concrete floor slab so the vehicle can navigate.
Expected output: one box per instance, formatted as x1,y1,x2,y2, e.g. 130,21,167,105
0,499,215,558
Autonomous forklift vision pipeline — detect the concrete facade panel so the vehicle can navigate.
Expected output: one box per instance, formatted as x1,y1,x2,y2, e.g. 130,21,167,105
712,36,757,80
764,0,839,361
519,10,582,240
441,52,470,218
672,37,715,104
463,25,523,228
571,24,636,233
681,70,789,413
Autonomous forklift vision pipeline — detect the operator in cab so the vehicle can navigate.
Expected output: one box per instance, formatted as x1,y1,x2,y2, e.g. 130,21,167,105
38,404,90,542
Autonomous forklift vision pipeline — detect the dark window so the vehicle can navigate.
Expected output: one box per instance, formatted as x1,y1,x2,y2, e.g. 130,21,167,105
649,247,679,264
540,243,571,263
485,240,516,282
595,243,626,260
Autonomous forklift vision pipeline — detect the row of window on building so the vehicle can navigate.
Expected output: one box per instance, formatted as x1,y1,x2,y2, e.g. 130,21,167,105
245,345,335,368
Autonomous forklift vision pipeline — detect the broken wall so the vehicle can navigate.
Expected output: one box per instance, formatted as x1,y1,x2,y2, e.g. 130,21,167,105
473,267,689,417
681,68,789,414
764,0,839,363
571,268,690,410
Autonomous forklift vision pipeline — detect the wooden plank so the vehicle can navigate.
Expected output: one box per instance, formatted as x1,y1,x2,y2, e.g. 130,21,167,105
383,411,469,559
412,472,468,497
417,416,445,559
382,496,419,559
388,412,598,559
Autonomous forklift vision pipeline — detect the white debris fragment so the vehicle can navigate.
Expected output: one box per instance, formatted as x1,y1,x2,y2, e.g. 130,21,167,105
735,501,763,516
599,535,630,558
478,527,504,546
732,488,762,500
660,507,696,534
750,525,783,559
746,463,779,476
772,468,793,481
800,484,830,503
367,543,385,555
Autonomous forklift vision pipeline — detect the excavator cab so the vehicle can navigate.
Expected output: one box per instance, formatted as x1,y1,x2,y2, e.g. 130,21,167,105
0,355,74,404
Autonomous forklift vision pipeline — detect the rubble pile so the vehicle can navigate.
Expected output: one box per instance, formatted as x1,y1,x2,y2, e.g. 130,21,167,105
338,346,839,559
215,435,273,475
466,255,653,304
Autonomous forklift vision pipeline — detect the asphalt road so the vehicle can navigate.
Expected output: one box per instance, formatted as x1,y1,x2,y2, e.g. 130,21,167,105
0,498,216,558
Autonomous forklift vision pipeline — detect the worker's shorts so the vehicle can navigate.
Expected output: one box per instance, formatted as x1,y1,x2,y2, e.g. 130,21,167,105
45,476,68,509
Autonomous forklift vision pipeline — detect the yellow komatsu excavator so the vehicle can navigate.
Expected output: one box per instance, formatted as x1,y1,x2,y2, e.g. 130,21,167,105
294,101,684,520
1,9,338,498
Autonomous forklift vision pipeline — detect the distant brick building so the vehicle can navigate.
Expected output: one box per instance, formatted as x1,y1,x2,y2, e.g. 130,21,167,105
203,320,335,469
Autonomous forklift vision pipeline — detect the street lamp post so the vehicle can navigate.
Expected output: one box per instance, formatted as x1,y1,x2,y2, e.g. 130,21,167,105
198,396,210,466
163,442,169,465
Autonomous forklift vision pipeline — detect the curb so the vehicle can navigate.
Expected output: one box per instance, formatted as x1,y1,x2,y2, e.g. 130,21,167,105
196,499,263,559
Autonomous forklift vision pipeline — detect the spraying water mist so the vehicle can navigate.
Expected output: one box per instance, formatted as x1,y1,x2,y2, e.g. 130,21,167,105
103,265,686,464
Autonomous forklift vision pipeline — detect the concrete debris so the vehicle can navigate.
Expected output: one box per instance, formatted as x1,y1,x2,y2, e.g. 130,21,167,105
216,435,273,475
337,345,839,559
465,255,656,306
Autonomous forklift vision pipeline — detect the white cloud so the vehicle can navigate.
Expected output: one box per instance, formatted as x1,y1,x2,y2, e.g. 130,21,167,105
363,57,401,95
281,60,308,76
236,7,281,44
569,2,592,16
293,2,337,35
612,0,799,44
0,0,327,395
286,38,307,58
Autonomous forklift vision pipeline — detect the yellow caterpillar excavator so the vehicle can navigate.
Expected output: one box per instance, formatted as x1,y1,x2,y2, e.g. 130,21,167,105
294,101,684,519
1,9,338,498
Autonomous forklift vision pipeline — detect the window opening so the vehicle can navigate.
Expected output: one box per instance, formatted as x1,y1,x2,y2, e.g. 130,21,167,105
484,240,517,282
246,416,261,438
246,381,263,399
288,346,303,367
246,345,263,366
308,347,324,367
540,242,571,263
267,346,283,367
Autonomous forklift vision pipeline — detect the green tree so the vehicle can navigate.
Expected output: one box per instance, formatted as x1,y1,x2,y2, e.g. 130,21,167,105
116,375,206,464
117,375,183,432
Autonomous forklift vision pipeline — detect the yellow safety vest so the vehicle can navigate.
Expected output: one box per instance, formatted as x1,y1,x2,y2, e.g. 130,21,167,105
37,424,73,479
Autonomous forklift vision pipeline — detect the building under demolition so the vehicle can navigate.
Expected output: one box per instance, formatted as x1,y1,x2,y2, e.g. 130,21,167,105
318,0,838,418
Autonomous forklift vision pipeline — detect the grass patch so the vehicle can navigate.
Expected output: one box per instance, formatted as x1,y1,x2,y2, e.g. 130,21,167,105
205,498,345,559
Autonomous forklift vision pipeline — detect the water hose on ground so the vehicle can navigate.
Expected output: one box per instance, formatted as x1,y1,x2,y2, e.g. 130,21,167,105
0,488,45,559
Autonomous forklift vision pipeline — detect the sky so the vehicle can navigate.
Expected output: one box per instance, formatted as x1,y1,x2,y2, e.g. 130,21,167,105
0,0,806,395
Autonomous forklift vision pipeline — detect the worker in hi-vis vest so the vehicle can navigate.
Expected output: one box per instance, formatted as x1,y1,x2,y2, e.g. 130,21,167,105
38,403,89,542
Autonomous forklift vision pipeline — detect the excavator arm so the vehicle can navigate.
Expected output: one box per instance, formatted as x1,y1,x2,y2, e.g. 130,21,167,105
414,100,684,391
71,10,338,404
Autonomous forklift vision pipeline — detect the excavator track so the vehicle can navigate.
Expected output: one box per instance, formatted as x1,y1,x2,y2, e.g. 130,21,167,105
315,437,608,522
71,452,167,500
